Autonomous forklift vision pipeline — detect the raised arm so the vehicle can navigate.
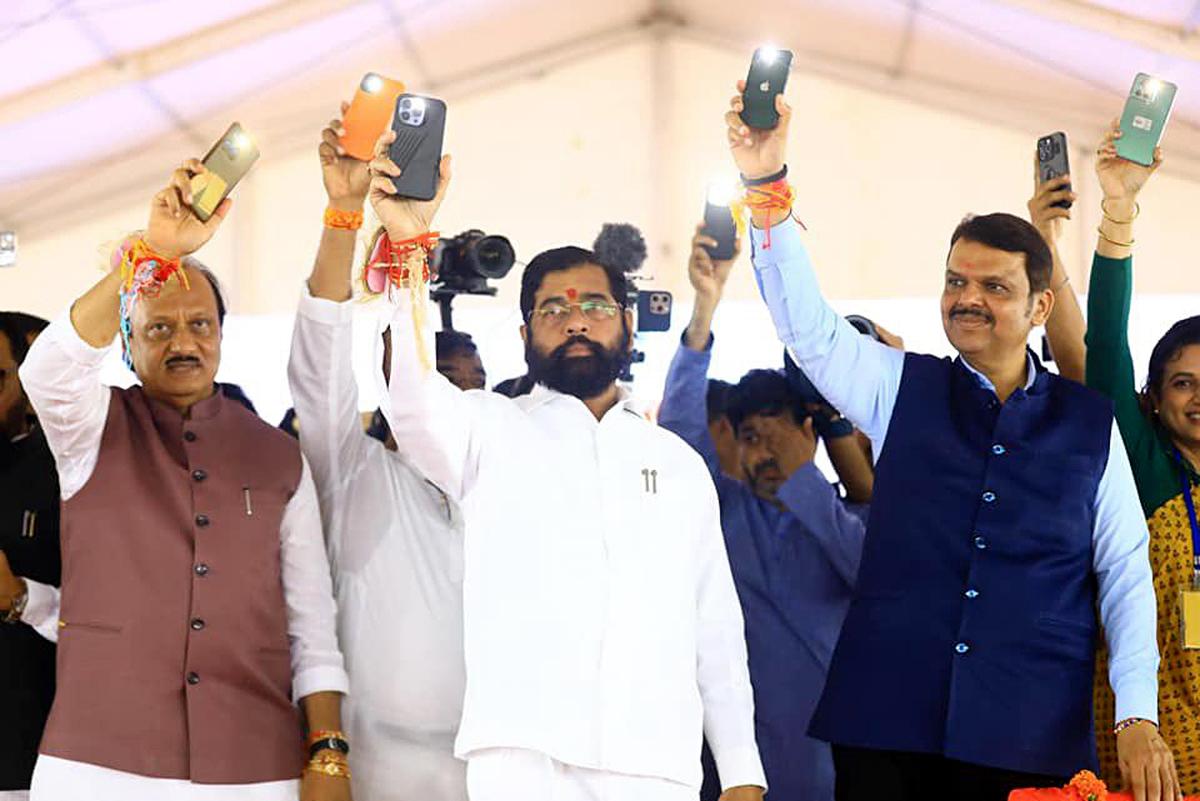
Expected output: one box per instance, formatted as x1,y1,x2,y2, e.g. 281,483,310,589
1028,158,1085,383
365,131,486,501
659,226,741,476
22,161,230,499
288,106,374,514
723,83,904,449
1086,121,1163,495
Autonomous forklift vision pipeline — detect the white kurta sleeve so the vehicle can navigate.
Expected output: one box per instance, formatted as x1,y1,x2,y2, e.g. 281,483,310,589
21,577,61,643
281,456,349,700
18,311,113,500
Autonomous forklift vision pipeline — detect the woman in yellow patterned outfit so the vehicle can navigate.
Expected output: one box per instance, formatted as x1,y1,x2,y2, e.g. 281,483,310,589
1083,125,1200,791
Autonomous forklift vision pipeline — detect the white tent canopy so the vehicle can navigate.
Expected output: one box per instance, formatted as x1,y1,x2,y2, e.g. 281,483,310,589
1,0,1196,422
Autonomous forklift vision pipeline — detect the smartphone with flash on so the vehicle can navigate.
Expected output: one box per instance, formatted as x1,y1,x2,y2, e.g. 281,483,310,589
389,94,447,201
340,72,406,162
741,46,793,130
190,123,259,222
701,183,738,261
1036,132,1071,210
1117,73,1177,167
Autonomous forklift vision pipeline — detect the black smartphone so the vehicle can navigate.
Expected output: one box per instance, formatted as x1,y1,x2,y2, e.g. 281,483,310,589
191,122,259,222
1037,132,1072,210
636,290,672,333
702,193,737,261
389,94,446,201
740,47,793,130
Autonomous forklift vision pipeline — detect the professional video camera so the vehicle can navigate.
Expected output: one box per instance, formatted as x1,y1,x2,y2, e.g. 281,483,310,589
431,229,515,329
591,223,673,383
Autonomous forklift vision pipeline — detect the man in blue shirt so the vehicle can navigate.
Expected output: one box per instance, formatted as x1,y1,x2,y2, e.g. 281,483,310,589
719,82,1177,800
659,228,871,801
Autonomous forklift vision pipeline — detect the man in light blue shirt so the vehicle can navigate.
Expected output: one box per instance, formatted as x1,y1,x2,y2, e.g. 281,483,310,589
719,81,1178,801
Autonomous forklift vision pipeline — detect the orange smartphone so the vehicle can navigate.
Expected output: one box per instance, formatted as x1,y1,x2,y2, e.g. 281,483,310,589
339,73,406,161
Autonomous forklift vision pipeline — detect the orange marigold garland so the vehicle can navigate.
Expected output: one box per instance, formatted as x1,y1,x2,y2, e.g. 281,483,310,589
361,227,440,372
1067,770,1108,801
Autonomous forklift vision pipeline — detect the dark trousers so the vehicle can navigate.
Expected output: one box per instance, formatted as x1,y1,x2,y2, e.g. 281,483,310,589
833,745,1071,801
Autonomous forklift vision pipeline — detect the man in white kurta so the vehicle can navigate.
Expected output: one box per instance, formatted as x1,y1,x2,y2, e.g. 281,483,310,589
362,135,765,800
289,292,468,801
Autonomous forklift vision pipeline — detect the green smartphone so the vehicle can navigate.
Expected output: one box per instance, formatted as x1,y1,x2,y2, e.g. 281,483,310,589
1117,73,1177,167
190,122,260,222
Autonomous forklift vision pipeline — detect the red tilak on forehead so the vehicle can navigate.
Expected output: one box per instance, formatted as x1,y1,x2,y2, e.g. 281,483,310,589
566,288,578,301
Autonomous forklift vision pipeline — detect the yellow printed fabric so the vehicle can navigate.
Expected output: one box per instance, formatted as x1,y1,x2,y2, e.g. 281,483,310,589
1095,486,1200,793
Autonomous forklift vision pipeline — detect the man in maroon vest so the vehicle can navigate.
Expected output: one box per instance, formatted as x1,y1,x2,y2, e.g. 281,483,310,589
19,158,352,801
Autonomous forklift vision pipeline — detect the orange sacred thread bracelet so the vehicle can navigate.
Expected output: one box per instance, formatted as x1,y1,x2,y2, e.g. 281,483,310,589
324,207,364,231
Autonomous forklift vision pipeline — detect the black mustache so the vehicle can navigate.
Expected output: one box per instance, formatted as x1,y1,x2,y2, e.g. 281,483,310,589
750,460,781,481
950,307,994,323
551,336,602,359
166,356,201,366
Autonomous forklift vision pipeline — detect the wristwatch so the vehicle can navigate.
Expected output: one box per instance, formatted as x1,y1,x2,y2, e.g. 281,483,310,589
2,579,28,624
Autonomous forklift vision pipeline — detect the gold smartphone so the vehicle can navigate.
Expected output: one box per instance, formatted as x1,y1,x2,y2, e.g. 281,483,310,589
190,122,260,222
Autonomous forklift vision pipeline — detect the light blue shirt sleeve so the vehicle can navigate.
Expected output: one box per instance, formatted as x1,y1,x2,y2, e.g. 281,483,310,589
750,219,906,456
1093,419,1160,725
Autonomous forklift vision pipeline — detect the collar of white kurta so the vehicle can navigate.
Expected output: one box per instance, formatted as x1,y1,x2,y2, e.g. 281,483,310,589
521,381,641,420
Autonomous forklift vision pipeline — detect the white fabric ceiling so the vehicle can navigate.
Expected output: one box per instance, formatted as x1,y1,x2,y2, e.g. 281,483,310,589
4,0,1200,230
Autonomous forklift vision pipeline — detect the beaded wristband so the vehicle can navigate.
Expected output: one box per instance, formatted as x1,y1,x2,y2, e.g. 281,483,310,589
1113,717,1155,735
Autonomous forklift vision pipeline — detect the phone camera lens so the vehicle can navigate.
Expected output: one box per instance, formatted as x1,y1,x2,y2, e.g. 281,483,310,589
400,111,411,121
401,98,411,109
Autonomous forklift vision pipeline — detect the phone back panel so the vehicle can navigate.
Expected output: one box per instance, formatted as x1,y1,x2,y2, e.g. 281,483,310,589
340,73,406,162
192,122,259,222
702,202,737,261
389,95,446,201
1117,74,1177,167
740,48,793,130
637,290,673,333
1037,132,1072,209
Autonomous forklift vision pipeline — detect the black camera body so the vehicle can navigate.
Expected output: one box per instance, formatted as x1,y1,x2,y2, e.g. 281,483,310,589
433,229,515,297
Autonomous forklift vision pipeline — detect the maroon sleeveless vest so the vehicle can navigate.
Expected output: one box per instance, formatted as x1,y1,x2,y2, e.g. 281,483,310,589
40,387,305,784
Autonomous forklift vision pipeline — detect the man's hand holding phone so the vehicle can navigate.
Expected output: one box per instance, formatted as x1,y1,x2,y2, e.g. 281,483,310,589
320,102,371,210
684,224,740,351
145,159,232,260
726,80,791,230
367,129,452,241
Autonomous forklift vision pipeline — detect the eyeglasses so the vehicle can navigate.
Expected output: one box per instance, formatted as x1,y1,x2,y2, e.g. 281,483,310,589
528,300,620,326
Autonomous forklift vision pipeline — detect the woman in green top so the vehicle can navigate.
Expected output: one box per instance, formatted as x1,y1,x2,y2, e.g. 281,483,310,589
1043,121,1200,791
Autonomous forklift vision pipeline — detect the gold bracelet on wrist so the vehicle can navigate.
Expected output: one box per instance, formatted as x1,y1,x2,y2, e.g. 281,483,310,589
1097,227,1134,248
1100,199,1139,225
305,756,351,780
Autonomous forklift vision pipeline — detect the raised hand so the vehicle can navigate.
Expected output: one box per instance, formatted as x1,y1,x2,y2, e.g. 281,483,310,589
367,129,452,241
1028,155,1076,245
1097,119,1162,202
725,79,790,180
320,102,371,208
761,413,817,479
688,224,740,306
144,159,231,260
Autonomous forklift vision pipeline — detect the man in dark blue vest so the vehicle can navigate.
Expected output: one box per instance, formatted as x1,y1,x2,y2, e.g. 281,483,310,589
720,84,1178,801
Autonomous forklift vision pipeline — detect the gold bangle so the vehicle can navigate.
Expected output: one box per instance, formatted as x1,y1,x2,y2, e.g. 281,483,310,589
1100,199,1139,225
1097,227,1134,248
305,759,351,779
